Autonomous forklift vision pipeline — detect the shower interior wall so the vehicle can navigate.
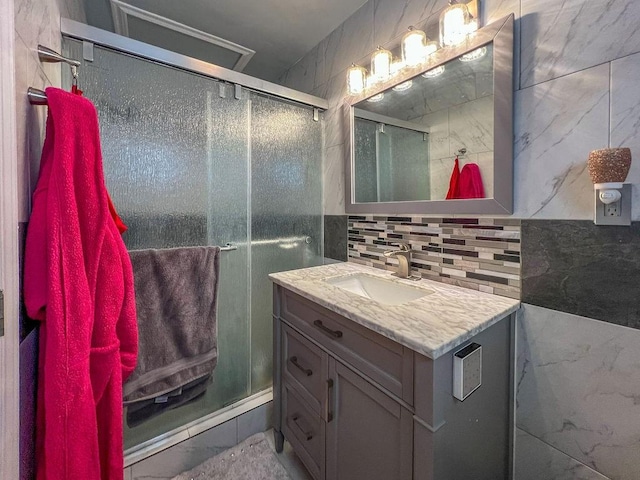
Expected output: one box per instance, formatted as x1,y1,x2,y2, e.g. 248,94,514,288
62,38,324,449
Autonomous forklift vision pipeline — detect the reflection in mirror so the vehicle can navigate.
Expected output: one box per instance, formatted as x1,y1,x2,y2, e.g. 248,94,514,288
354,117,430,202
353,44,493,202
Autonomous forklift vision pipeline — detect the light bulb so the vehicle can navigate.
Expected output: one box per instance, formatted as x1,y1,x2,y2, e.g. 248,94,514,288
390,61,405,77
466,18,479,35
371,47,392,83
367,93,385,103
347,64,367,95
439,1,471,46
424,40,439,57
402,27,427,67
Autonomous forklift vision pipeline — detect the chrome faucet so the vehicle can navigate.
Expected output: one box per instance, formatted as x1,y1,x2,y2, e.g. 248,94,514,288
383,243,412,278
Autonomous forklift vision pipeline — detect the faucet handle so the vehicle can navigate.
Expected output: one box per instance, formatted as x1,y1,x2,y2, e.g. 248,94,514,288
383,242,411,258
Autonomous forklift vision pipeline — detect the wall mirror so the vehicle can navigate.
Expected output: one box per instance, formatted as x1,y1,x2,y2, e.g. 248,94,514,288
345,14,513,214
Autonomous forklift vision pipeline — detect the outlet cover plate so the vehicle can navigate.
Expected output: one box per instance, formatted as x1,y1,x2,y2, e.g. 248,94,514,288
594,184,631,225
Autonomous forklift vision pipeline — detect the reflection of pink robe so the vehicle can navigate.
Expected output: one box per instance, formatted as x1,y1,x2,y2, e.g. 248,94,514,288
458,163,485,199
24,87,138,480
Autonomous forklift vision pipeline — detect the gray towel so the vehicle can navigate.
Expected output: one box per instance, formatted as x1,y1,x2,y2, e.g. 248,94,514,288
124,246,220,404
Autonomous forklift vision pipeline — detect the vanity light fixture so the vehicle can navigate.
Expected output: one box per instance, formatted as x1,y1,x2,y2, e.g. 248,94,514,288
587,147,632,225
345,1,478,95
402,27,428,66
460,46,487,61
371,46,393,83
440,1,472,46
347,64,367,95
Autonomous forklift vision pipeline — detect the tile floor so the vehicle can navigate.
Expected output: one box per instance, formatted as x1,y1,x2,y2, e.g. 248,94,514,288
125,402,311,480
265,430,312,480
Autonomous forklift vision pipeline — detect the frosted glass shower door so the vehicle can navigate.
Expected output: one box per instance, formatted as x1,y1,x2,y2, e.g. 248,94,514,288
249,94,324,393
62,39,252,448
378,125,430,202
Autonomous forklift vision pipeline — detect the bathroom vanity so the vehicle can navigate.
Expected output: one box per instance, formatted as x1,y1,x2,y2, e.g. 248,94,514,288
270,263,520,480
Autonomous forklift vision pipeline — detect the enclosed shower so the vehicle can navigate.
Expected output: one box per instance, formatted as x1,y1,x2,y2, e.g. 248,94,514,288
62,25,324,454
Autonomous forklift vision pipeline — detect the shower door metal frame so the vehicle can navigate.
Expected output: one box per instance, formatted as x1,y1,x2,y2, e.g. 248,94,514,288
61,18,328,110
59,19,326,465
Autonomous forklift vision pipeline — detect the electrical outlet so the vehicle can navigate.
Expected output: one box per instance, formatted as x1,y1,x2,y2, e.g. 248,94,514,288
605,201,621,216
594,184,631,225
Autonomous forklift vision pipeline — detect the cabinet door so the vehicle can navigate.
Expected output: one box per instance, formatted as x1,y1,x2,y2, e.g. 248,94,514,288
326,358,413,480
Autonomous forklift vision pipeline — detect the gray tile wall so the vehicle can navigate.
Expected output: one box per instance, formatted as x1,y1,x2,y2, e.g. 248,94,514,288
324,215,348,261
522,220,640,330
280,1,640,478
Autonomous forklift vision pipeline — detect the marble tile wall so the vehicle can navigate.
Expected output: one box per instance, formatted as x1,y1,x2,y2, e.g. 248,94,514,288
348,215,521,298
515,428,610,480
517,304,640,480
14,0,86,223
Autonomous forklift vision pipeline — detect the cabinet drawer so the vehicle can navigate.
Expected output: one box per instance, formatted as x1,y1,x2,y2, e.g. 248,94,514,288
283,384,325,480
282,289,413,404
282,324,327,414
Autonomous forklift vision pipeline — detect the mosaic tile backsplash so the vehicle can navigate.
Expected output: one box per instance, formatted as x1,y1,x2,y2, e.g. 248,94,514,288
348,216,521,299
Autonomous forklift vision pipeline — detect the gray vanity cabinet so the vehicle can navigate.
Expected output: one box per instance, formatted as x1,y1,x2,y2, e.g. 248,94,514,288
325,358,413,480
274,286,414,480
273,284,513,480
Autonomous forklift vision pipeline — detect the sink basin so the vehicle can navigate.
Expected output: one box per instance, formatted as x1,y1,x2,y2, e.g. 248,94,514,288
325,273,433,306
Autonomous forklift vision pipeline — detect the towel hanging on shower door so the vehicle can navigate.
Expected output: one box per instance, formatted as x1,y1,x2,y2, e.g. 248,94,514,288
124,246,221,419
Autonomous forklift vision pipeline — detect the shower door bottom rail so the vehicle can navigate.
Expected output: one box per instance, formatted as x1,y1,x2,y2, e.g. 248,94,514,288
124,387,273,467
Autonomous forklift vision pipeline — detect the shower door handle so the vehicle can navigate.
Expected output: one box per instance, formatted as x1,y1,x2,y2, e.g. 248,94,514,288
220,242,237,251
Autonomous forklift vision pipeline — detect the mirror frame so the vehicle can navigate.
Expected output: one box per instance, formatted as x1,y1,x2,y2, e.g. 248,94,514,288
344,14,514,215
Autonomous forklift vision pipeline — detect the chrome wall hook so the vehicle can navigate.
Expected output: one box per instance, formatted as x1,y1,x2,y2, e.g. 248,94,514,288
37,45,81,67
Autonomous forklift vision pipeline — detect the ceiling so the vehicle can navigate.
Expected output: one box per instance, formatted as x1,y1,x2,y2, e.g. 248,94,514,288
85,0,368,83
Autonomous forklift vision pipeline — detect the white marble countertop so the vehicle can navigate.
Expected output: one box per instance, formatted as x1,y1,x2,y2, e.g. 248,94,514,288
269,263,520,359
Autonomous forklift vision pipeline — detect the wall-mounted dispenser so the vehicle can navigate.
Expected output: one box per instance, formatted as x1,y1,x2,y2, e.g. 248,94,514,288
587,148,632,226
453,342,482,401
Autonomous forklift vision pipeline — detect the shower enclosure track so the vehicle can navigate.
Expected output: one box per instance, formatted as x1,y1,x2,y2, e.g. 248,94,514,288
60,19,328,110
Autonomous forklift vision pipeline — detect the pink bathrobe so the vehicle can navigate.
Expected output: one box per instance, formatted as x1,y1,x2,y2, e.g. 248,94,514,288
24,87,138,480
